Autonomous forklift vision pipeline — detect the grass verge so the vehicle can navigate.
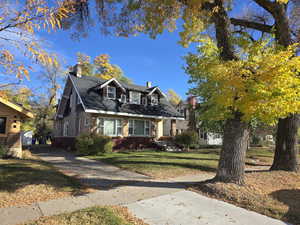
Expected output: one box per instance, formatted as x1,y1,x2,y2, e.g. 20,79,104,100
87,148,277,179
0,151,90,208
191,171,300,225
25,206,148,225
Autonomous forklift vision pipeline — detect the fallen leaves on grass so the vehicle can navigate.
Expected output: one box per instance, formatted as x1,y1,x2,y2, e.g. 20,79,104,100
24,206,148,225
191,171,300,225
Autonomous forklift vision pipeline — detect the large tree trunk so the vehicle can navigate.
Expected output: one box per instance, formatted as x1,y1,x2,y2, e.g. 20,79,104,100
214,114,249,185
271,115,299,171
269,2,299,172
211,0,248,184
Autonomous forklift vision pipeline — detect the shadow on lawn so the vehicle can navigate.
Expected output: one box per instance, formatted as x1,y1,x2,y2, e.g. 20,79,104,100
271,189,300,225
0,159,86,195
90,159,217,173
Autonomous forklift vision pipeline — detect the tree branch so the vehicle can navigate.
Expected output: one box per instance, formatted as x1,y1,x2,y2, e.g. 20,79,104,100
230,18,273,33
253,0,277,16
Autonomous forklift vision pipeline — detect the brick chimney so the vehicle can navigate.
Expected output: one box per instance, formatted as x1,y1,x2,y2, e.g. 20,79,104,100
187,96,197,109
146,81,152,88
70,63,82,77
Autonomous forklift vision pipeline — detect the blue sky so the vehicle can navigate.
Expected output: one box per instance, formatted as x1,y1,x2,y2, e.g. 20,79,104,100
23,0,254,100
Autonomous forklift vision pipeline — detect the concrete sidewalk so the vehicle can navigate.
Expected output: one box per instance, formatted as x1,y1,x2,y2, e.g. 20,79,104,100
0,181,184,225
1,188,291,225
32,148,150,189
126,190,291,225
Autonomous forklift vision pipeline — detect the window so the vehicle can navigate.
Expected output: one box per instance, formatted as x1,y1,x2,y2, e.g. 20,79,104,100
85,117,89,127
151,94,159,105
130,91,141,104
129,120,150,136
121,94,126,103
63,121,69,136
141,96,147,105
0,117,6,134
97,118,122,136
107,86,116,99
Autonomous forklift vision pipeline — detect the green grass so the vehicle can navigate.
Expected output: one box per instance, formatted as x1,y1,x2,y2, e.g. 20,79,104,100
25,206,144,225
0,157,87,208
88,148,276,178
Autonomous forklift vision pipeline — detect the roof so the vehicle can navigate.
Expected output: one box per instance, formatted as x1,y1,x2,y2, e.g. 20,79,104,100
69,74,183,119
0,97,34,118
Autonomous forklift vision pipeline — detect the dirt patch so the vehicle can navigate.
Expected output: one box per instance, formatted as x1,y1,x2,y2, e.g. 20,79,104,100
191,171,300,225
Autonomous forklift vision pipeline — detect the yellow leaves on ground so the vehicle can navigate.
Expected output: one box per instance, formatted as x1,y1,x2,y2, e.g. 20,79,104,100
186,39,300,125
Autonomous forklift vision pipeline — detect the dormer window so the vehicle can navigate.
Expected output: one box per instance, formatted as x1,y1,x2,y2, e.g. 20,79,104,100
151,94,159,105
130,91,141,104
107,86,116,99
120,94,126,103
141,96,147,105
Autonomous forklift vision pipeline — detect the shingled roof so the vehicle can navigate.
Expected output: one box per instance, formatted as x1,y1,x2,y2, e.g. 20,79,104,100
69,74,184,119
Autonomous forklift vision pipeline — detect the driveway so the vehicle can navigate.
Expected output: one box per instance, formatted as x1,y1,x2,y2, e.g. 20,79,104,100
32,148,151,189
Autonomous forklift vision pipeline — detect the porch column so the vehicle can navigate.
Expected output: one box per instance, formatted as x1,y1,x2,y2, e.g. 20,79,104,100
156,119,163,139
170,119,177,136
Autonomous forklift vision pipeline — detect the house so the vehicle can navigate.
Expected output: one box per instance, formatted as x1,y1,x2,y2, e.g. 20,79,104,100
53,65,184,149
0,97,34,158
163,96,223,145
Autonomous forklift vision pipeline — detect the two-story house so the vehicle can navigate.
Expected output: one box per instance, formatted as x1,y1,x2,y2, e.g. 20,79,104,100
53,65,184,149
163,96,223,145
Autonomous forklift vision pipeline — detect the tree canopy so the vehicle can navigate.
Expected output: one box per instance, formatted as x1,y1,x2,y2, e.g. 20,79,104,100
76,52,132,83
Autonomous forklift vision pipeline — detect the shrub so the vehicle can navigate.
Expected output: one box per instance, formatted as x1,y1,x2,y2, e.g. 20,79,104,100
0,145,7,158
175,131,198,150
75,133,114,155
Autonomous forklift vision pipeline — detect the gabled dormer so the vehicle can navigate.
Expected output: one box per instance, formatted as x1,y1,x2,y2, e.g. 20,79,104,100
146,86,166,106
94,78,127,101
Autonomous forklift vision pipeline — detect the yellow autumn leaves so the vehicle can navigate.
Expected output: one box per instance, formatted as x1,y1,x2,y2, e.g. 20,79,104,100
0,0,73,80
186,38,300,125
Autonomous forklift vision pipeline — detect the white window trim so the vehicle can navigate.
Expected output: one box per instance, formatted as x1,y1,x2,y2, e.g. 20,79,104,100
107,85,117,99
130,91,141,104
141,96,147,105
97,117,123,137
128,119,151,137
151,94,159,105
120,94,126,103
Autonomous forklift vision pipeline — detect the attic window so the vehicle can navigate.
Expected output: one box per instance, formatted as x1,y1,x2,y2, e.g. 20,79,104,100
107,86,116,99
130,91,141,104
151,94,159,105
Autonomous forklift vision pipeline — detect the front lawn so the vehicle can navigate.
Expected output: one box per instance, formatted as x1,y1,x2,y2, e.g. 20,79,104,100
87,147,276,178
25,206,147,225
191,171,300,225
0,152,90,208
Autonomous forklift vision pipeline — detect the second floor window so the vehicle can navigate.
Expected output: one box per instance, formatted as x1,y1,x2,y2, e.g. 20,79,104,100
130,91,141,104
151,94,159,105
107,86,116,99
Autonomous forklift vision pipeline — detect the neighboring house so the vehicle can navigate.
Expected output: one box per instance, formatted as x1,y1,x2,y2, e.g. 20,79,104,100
53,65,184,149
0,97,34,158
163,96,223,146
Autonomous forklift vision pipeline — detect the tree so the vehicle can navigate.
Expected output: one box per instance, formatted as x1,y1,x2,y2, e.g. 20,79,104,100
76,52,132,83
62,0,253,184
39,55,66,108
61,0,300,184
0,0,72,85
167,89,181,107
230,0,300,172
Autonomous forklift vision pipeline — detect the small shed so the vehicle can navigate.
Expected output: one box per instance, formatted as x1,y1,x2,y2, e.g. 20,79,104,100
0,97,34,158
